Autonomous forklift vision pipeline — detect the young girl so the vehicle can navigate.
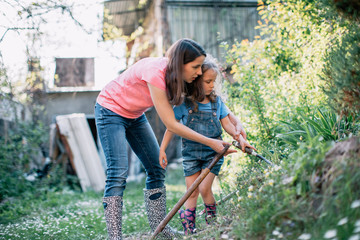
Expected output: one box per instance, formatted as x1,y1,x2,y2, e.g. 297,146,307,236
159,56,255,235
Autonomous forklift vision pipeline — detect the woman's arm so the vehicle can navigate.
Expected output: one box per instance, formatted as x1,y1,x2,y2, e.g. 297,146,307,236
228,111,247,141
148,83,236,154
159,127,176,169
220,115,237,139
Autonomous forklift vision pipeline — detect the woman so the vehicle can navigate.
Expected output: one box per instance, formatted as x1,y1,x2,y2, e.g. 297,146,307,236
95,38,244,239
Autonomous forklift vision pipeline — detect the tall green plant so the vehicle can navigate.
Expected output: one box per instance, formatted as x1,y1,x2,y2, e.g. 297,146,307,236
322,27,360,116
275,108,359,149
223,0,350,149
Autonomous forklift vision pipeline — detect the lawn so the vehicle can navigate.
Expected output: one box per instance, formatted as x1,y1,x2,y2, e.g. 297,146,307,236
0,162,236,240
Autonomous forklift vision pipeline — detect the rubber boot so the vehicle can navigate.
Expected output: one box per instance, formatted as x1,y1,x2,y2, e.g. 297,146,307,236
178,207,197,235
204,203,216,225
103,196,123,240
144,186,179,239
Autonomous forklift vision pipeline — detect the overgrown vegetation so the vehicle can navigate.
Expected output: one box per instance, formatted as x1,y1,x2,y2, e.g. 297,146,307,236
217,0,360,239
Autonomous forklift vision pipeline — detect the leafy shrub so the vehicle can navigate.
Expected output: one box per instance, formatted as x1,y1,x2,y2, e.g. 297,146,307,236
222,0,338,147
0,121,48,200
322,27,360,116
231,137,360,239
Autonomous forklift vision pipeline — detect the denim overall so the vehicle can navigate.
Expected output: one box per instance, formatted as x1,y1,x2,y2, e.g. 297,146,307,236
182,99,224,177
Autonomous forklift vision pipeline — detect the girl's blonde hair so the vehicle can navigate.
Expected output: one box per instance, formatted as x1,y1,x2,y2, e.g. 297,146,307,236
185,55,225,111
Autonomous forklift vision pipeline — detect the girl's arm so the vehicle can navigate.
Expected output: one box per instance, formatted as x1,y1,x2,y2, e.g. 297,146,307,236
148,83,236,154
220,115,257,152
159,127,176,169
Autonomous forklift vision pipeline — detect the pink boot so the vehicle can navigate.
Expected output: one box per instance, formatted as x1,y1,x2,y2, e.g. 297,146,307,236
178,207,197,235
204,203,216,225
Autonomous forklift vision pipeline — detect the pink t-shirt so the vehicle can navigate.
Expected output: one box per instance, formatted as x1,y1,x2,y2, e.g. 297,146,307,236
97,57,168,119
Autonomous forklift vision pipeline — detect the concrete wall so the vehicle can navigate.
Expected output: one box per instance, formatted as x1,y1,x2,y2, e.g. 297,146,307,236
45,90,99,124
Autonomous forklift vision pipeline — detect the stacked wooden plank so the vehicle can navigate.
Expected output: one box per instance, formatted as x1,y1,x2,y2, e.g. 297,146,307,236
56,113,105,192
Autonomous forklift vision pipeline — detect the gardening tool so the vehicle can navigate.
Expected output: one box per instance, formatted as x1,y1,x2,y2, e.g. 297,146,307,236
232,141,273,166
150,144,230,240
195,142,273,216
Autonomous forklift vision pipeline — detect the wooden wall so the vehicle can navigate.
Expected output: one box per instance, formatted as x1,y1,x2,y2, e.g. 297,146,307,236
165,0,260,63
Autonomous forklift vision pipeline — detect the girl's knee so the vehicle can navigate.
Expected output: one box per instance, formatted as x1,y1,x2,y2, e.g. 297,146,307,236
199,187,212,197
188,188,200,199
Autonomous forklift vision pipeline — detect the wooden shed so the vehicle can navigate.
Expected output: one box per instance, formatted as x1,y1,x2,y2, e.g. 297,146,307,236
165,0,260,60
103,0,260,62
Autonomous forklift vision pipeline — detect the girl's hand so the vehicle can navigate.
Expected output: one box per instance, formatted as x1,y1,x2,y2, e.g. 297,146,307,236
210,139,237,156
159,150,168,169
235,135,257,152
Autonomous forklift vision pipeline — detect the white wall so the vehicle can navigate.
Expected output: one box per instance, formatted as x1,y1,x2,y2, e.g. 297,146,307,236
0,0,126,92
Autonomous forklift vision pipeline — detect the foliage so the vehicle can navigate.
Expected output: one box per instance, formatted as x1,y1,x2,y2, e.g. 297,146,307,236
229,137,360,239
316,0,360,21
0,119,79,201
0,121,43,199
222,0,354,146
276,108,360,149
219,0,360,239
322,27,360,116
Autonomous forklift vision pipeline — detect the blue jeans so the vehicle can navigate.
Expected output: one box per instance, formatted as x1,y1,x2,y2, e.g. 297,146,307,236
95,103,165,197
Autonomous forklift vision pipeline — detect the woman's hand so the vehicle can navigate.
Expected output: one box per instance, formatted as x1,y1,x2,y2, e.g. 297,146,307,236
235,135,257,153
234,122,247,142
209,139,237,156
159,149,168,169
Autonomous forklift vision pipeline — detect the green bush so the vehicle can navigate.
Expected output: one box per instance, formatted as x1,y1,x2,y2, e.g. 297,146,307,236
222,0,338,146
231,137,360,239
0,121,48,201
322,27,360,116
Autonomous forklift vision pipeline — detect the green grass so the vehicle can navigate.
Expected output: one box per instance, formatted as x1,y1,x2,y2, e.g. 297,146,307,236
0,163,230,239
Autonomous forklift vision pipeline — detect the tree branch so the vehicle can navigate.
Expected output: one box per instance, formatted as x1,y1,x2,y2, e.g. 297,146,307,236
0,27,37,42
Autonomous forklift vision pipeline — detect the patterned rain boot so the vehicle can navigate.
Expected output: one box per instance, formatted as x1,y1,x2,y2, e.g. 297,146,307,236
144,186,180,239
103,196,123,240
178,209,189,234
178,207,197,235
204,203,217,225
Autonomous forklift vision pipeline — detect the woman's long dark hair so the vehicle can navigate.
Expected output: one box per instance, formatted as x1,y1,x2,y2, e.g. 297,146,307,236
165,39,206,106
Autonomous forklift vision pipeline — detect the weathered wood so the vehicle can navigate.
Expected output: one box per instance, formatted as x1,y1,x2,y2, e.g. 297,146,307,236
55,58,94,87
56,113,106,192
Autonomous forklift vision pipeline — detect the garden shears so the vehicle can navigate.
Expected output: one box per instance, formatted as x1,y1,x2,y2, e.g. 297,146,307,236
232,141,273,166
